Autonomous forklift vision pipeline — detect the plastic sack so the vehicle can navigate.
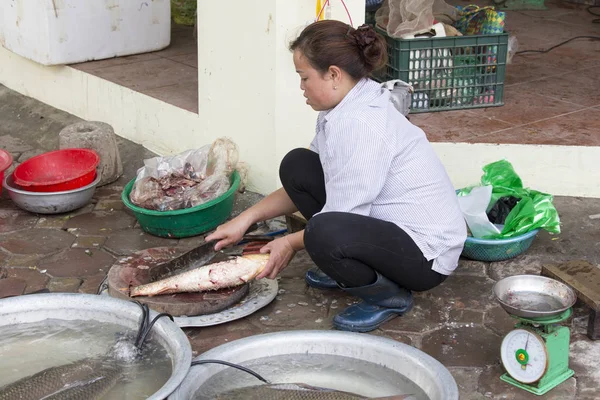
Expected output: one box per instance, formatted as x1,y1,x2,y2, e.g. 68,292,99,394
457,160,561,239
487,196,520,224
381,79,413,116
480,159,524,207
454,5,505,36
501,191,561,238
457,185,502,238
375,0,458,38
130,137,241,211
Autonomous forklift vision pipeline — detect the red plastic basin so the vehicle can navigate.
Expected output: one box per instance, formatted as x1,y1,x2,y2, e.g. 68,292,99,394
14,148,100,192
0,149,13,195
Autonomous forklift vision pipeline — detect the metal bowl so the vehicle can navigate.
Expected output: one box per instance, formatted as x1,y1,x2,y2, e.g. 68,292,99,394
0,293,192,400
493,275,577,319
3,172,100,214
169,330,459,400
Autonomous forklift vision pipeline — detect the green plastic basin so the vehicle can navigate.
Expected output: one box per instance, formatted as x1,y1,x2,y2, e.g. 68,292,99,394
122,170,240,238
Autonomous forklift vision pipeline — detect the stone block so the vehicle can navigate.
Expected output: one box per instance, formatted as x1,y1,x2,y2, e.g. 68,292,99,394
59,121,123,186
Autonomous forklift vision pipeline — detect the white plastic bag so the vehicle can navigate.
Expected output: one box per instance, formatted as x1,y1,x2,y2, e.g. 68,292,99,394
134,146,210,182
129,137,243,211
381,79,413,116
375,0,458,38
457,185,502,238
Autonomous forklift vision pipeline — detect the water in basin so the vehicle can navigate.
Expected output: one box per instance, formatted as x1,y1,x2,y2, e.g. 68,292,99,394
193,353,429,400
0,318,172,399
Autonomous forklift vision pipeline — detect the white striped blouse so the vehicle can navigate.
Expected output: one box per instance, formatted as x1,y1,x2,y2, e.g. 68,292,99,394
310,78,467,276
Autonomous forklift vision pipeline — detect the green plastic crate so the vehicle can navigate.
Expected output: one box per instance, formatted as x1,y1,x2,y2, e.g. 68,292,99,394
365,11,376,26
122,170,240,238
374,28,508,113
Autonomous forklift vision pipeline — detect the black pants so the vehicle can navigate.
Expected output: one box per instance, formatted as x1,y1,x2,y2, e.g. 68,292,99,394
279,148,447,292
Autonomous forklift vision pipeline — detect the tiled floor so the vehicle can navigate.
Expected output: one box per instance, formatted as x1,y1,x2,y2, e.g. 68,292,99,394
411,0,600,146
70,24,198,113
70,2,600,145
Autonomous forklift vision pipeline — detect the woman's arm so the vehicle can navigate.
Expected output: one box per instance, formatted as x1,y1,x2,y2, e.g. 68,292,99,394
205,187,299,250
240,187,298,227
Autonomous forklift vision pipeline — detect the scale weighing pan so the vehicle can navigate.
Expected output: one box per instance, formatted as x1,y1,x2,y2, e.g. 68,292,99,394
493,275,577,319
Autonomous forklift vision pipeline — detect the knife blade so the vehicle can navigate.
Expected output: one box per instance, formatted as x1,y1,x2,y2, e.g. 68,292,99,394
150,223,262,281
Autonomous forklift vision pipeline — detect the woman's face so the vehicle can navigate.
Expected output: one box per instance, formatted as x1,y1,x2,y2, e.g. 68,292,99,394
293,50,341,111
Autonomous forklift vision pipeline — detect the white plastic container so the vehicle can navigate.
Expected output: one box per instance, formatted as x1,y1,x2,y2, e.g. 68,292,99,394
0,0,171,66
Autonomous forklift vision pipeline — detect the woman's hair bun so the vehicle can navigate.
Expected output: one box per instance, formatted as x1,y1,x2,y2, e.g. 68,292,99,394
350,24,387,72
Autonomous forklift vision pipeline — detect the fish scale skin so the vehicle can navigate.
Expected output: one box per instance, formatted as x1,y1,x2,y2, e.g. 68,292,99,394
42,365,122,400
211,383,367,400
130,254,269,297
0,359,97,400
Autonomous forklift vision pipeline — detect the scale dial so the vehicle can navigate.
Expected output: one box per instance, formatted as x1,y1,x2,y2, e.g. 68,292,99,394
501,328,548,384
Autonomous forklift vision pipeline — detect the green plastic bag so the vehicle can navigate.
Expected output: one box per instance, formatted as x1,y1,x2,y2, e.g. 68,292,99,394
501,190,561,238
458,160,561,239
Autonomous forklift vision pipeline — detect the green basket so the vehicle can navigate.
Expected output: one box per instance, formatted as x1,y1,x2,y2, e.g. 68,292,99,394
461,229,540,262
122,170,240,238
374,27,508,113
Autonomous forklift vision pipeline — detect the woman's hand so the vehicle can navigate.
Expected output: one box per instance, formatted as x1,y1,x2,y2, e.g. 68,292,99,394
255,236,297,280
205,215,253,251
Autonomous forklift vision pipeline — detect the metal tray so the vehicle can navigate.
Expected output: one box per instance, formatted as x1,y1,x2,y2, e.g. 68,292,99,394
173,278,278,327
493,274,577,319
101,278,277,328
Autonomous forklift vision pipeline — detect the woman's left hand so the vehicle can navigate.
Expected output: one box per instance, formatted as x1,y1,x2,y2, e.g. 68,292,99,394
255,237,296,280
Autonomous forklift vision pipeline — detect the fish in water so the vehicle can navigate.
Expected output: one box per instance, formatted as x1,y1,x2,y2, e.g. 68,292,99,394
0,359,122,400
212,383,416,400
130,253,270,297
0,302,169,400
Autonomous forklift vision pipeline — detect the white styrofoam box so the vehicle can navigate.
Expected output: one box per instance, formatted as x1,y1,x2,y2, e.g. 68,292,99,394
0,0,171,65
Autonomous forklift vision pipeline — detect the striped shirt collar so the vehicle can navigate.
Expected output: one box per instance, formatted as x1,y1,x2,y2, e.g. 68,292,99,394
322,78,384,122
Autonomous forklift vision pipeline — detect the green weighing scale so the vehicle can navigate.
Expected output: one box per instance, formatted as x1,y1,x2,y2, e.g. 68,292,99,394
493,275,577,396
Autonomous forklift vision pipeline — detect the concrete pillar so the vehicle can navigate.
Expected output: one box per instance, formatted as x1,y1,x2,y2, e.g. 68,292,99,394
196,0,365,193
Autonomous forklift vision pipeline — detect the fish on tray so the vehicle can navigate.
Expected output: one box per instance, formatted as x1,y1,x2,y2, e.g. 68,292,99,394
212,383,416,400
130,253,270,297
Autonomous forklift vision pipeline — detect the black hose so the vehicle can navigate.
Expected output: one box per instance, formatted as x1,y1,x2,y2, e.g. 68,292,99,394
130,302,269,384
589,6,600,24
190,359,270,384
516,36,600,55
131,302,268,383
133,301,150,348
136,313,174,349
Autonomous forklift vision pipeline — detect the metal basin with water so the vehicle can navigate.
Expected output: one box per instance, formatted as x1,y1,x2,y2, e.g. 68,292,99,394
169,330,458,400
0,293,192,400
493,274,577,319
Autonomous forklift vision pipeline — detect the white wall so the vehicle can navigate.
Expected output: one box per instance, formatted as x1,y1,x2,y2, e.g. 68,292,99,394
434,143,600,198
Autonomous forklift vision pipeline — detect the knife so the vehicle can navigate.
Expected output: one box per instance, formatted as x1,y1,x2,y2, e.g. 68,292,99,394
150,223,274,281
